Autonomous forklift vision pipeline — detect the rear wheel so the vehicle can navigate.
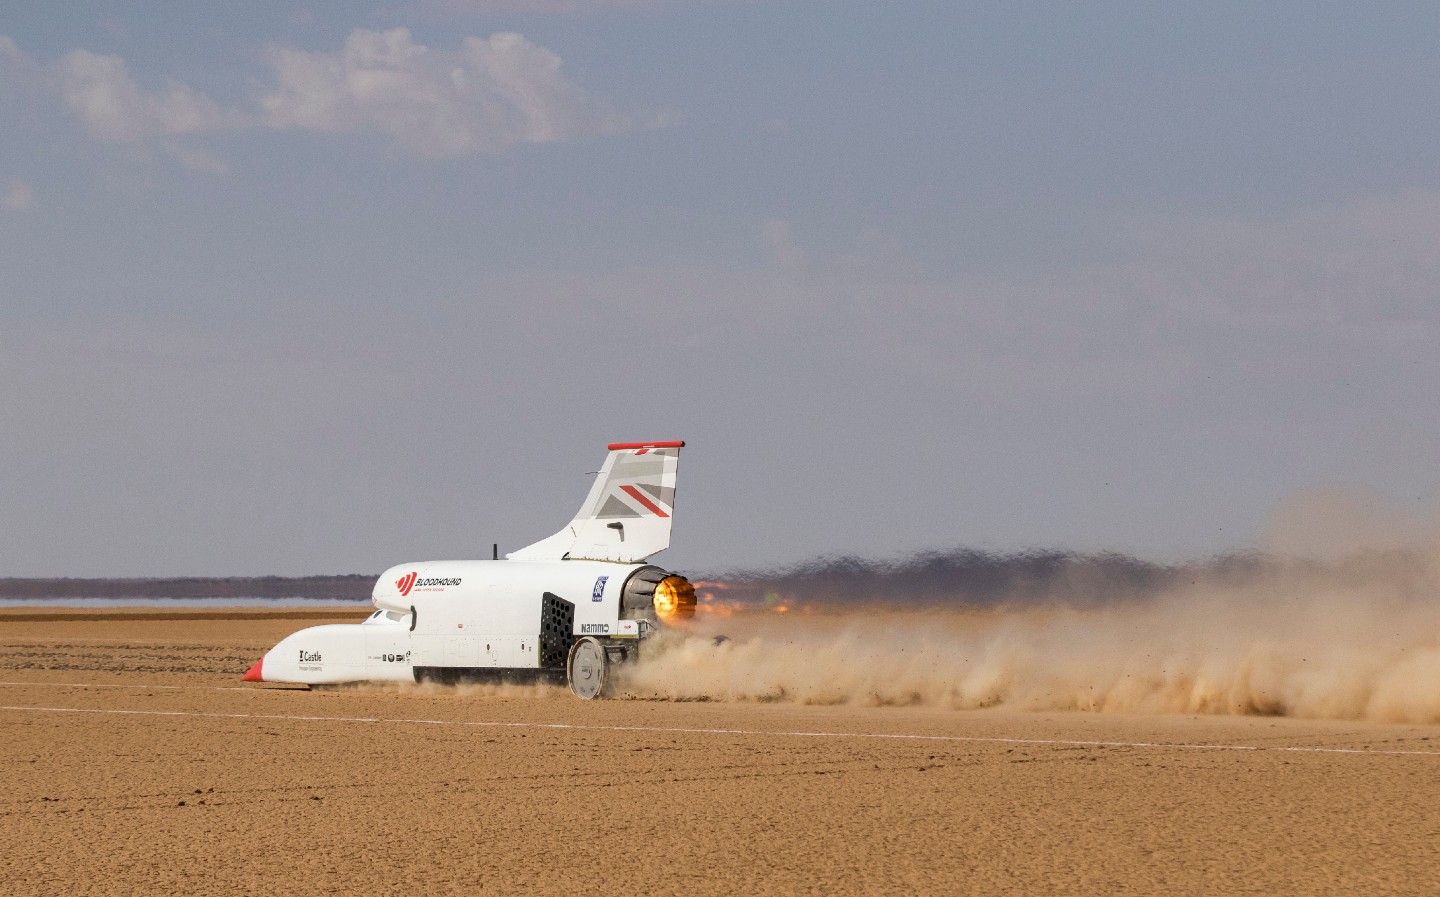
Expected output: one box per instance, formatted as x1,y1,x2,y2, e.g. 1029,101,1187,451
566,637,609,700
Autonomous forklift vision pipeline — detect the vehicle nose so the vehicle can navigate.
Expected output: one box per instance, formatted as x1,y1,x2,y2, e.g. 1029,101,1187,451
242,658,264,682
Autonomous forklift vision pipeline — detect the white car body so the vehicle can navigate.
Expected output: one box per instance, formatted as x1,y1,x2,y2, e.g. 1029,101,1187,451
248,609,414,685
243,441,694,698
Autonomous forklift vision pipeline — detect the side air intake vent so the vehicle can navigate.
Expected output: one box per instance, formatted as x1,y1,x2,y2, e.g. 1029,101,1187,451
539,592,575,668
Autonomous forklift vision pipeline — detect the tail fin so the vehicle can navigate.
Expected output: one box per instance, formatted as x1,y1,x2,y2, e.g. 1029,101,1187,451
507,441,684,563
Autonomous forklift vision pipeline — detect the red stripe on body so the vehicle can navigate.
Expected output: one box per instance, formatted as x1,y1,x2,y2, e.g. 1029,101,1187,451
620,484,669,517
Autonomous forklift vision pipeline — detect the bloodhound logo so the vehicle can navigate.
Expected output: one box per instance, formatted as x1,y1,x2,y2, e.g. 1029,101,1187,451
396,571,418,597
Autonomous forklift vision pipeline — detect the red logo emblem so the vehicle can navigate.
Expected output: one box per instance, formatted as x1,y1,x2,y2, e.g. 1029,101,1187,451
396,571,418,597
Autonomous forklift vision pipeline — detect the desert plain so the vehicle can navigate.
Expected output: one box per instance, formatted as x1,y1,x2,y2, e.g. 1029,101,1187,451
1,607,1438,896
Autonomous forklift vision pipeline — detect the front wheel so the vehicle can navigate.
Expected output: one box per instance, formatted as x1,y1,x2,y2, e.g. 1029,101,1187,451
566,637,609,700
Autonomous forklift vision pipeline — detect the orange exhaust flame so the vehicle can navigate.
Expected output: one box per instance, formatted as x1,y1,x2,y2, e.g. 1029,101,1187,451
654,575,698,620
692,580,807,617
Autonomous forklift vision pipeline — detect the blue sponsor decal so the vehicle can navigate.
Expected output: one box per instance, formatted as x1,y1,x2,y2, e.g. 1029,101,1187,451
592,576,608,601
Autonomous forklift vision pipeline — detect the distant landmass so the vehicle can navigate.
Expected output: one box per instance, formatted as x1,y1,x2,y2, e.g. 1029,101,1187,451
0,549,1373,607
0,575,377,601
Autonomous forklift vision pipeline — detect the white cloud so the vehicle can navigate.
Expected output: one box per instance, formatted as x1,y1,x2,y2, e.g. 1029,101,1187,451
0,34,24,69
55,49,232,141
51,49,239,171
1,36,234,170
4,30,638,168
2,180,33,210
0,33,43,94
260,27,629,156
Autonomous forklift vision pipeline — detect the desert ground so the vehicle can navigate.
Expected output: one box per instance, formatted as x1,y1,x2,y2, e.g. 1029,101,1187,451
2,607,1438,896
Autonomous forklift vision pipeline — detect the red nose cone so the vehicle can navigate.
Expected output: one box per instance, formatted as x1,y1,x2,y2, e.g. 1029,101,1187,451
242,658,264,682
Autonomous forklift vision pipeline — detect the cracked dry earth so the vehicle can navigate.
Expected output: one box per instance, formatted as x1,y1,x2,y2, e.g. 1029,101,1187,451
2,608,1439,896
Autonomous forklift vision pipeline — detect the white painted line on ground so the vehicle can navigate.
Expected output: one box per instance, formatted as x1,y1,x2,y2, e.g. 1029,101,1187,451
0,681,185,690
0,681,301,693
1,702,1438,758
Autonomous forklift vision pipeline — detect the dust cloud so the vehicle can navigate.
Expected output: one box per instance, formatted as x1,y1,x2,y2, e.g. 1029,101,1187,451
622,547,1440,722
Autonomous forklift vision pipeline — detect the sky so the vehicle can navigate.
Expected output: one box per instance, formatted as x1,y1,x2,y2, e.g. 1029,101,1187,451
2,1,1438,577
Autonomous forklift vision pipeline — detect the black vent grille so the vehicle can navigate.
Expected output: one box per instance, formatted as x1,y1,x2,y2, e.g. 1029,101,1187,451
539,592,575,669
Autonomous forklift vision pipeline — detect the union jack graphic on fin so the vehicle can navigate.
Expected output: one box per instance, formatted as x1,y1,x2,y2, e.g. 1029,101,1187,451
506,441,685,563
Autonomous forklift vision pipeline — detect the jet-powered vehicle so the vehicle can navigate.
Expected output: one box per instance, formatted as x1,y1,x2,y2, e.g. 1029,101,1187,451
242,441,696,699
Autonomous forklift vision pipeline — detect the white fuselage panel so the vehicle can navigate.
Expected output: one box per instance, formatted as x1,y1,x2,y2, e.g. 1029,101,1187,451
257,621,413,685
372,559,645,671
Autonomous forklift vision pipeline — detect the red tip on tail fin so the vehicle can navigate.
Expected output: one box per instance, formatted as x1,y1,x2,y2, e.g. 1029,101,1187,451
607,441,685,450
242,658,264,682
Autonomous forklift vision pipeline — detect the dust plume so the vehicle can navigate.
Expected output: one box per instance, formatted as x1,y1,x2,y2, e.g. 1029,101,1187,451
621,547,1440,722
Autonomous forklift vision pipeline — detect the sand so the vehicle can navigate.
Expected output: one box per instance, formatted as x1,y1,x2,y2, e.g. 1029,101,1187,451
2,607,1438,896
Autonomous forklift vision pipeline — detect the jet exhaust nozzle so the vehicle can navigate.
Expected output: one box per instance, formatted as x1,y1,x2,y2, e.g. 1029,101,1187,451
653,575,697,620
